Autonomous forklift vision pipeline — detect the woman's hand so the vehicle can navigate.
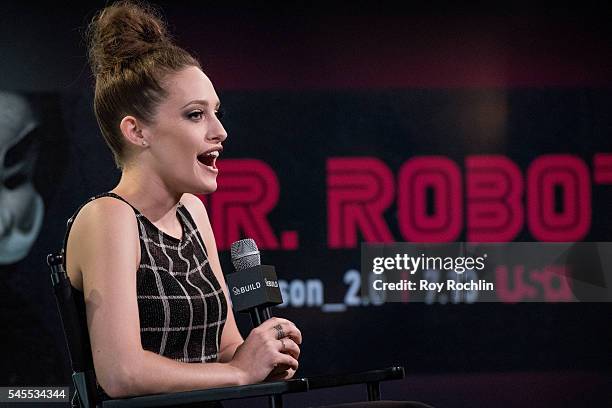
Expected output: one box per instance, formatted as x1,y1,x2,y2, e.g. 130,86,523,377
265,365,297,381
228,317,302,384
264,335,301,381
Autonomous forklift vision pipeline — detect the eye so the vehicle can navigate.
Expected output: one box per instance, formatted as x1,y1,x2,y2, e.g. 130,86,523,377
187,110,204,121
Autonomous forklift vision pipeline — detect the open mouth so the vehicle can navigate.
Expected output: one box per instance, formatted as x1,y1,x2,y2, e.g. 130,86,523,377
197,150,220,170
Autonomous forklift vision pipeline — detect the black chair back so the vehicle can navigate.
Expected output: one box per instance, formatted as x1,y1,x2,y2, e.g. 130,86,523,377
48,251,99,408
47,250,411,408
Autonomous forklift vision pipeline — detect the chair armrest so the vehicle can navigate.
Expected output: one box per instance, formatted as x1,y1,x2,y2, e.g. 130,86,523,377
301,366,404,390
101,378,308,407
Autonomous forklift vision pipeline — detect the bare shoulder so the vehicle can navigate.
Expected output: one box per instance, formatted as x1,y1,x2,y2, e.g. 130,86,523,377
67,197,141,290
73,196,139,236
180,193,208,213
67,197,145,396
180,193,211,229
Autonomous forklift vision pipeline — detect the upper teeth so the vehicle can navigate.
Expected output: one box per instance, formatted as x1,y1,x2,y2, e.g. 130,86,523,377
205,151,219,158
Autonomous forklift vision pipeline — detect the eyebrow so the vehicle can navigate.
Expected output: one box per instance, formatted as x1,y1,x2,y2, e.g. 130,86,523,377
181,99,221,109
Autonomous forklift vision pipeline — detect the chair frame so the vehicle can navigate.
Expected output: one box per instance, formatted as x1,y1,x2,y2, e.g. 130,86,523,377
48,251,404,407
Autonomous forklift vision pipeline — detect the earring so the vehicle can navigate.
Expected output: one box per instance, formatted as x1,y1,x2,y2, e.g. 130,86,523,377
141,141,147,146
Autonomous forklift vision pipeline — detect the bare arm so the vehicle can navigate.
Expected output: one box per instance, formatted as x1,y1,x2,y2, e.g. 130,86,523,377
180,194,302,382
73,198,249,398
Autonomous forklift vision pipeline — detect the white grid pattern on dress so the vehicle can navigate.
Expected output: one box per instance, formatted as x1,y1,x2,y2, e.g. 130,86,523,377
63,192,227,366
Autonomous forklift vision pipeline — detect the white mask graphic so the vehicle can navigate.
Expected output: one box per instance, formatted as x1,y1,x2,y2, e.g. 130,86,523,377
0,91,44,265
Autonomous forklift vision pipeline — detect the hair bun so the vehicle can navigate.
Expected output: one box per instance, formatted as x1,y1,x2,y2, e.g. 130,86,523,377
87,1,171,76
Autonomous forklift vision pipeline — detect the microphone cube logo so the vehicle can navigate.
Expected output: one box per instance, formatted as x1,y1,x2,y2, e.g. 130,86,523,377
232,281,262,296
226,265,283,312
265,278,279,288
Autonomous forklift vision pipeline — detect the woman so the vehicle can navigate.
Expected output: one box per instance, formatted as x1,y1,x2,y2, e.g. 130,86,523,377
62,0,301,399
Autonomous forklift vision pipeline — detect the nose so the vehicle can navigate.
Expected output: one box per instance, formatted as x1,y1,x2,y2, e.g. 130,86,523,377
206,115,228,143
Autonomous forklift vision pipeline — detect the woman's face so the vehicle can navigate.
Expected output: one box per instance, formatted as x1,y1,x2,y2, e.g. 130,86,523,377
141,66,227,194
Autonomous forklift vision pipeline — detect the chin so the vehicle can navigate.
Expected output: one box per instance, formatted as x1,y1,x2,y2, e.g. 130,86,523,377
199,180,218,194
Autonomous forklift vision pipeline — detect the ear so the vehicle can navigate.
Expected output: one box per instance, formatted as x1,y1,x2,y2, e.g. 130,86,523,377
119,116,148,147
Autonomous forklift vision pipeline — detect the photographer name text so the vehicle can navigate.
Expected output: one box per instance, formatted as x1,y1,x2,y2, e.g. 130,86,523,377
372,279,494,292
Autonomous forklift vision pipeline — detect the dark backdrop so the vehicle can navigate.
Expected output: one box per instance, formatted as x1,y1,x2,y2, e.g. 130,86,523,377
1,2,611,407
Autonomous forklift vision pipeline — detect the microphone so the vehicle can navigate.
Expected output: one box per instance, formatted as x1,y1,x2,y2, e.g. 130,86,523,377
227,238,283,327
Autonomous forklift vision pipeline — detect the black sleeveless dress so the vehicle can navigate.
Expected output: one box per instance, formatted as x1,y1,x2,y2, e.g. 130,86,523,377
62,192,228,400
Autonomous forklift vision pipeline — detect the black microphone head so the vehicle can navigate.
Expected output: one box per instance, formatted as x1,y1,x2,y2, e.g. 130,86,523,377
231,238,261,271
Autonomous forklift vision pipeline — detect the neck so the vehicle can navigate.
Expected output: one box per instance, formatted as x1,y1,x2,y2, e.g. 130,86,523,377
111,165,183,226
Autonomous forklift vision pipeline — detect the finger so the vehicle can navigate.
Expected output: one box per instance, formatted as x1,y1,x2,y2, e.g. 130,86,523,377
282,324,302,345
259,317,294,330
270,322,302,344
284,368,296,380
268,368,295,382
258,318,302,344
278,338,300,359
259,317,297,331
265,369,290,382
269,363,291,376
275,353,299,371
